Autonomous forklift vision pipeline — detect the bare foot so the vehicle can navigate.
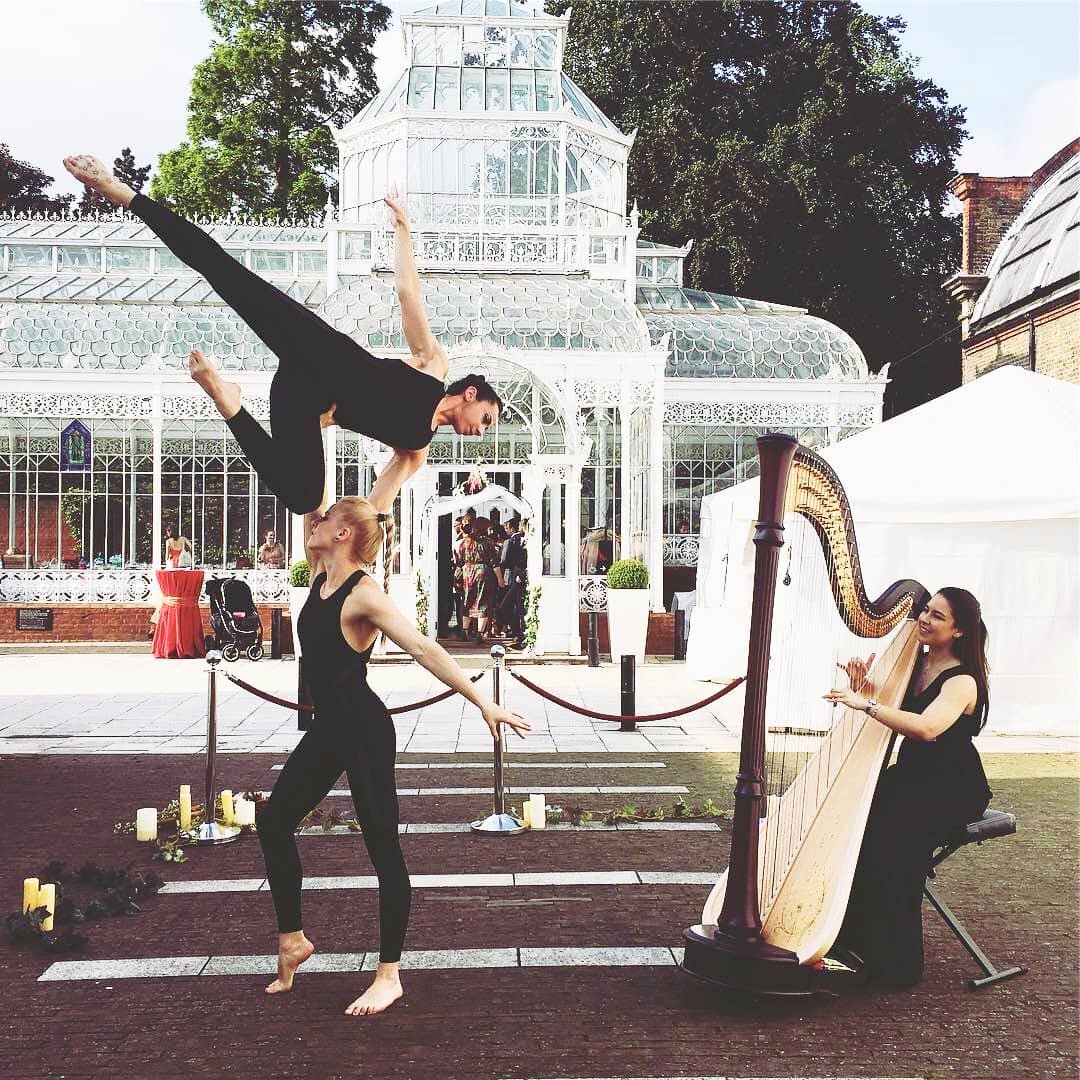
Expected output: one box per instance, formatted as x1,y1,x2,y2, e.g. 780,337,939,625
189,348,242,420
62,154,135,209
344,970,404,1017
265,934,315,994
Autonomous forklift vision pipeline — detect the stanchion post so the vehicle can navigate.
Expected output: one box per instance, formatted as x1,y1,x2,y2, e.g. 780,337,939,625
674,608,686,661
196,650,241,845
470,645,525,835
270,608,282,660
587,611,600,667
620,654,636,732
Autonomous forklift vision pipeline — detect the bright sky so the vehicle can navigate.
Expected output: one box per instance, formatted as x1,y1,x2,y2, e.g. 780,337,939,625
1,0,1075,199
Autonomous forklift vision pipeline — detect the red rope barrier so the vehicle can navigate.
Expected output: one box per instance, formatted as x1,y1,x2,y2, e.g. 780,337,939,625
222,670,486,715
507,669,744,722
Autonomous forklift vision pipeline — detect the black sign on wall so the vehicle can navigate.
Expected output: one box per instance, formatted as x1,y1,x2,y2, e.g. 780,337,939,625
16,608,54,632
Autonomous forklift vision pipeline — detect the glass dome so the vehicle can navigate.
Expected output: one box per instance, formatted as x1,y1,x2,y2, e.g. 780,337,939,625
321,275,648,352
638,287,868,380
971,152,1079,326
0,302,277,370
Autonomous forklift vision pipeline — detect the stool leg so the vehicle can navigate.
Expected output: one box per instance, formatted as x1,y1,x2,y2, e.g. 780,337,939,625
924,881,1026,990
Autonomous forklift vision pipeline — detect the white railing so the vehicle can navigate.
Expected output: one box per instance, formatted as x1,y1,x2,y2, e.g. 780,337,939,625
0,568,290,605
663,533,700,566
579,574,608,612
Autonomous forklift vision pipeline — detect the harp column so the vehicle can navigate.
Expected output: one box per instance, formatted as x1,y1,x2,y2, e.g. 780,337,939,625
717,433,799,941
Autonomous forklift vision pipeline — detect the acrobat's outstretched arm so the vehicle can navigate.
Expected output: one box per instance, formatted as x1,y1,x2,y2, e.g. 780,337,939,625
368,447,429,514
384,187,449,381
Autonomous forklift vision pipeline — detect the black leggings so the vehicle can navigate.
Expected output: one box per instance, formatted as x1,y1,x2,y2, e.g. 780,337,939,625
255,705,411,963
129,193,360,514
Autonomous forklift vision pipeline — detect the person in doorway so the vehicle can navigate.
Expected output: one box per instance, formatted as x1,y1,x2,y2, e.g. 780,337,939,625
497,518,529,649
823,587,993,990
63,155,503,517
258,530,286,569
450,515,467,638
255,494,529,1016
457,517,498,641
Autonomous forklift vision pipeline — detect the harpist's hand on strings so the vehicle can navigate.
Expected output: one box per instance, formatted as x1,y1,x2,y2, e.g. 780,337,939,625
823,686,868,712
837,652,876,693
383,184,410,231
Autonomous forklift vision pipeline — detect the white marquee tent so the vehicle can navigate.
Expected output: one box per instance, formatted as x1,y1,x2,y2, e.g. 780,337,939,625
687,367,1080,735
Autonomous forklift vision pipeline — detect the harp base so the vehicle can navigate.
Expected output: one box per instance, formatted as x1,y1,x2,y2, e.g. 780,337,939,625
681,923,821,997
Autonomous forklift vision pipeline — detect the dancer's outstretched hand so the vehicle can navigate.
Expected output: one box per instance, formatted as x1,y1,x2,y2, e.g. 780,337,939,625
482,704,531,741
383,183,409,230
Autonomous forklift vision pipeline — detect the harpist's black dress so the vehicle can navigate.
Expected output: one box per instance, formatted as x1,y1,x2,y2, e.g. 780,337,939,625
837,664,992,989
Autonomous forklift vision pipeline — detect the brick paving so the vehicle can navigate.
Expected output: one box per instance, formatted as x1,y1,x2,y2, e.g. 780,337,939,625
1,751,1076,1080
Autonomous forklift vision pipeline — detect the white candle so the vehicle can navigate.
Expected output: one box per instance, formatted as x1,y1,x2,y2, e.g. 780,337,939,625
220,789,234,825
23,877,39,914
233,797,255,826
135,807,158,842
179,785,192,831
38,883,55,932
522,802,532,827
528,793,546,831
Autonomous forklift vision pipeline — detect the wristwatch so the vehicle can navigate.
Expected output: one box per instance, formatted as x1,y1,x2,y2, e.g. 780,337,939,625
865,698,881,719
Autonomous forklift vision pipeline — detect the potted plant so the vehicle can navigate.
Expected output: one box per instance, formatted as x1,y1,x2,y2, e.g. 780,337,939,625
288,559,311,656
605,559,650,664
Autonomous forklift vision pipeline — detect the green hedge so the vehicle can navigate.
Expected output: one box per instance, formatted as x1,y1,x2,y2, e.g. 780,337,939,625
606,558,648,590
288,559,311,588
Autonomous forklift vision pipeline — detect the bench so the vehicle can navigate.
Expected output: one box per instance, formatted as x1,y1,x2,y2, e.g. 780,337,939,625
924,808,1027,989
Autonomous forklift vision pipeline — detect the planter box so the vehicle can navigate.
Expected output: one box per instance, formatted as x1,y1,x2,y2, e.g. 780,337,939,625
605,588,650,664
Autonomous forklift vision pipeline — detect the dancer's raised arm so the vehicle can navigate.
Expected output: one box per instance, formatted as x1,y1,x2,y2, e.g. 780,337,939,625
384,188,449,381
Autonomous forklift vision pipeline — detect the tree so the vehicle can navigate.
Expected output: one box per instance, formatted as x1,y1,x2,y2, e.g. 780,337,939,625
152,0,390,220
0,144,74,214
78,147,151,215
547,0,967,413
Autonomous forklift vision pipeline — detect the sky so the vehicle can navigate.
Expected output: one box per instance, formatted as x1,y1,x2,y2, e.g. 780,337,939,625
1,0,1076,200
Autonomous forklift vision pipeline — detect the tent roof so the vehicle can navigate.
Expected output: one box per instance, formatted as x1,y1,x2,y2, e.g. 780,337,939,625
703,367,1080,524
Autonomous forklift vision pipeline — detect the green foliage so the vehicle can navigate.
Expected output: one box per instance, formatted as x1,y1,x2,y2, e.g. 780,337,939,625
289,559,311,588
548,0,967,412
524,584,542,648
414,569,429,636
152,0,391,219
606,559,649,590
0,143,74,214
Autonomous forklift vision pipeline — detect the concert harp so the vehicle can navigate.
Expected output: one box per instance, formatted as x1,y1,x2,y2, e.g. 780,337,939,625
682,433,929,995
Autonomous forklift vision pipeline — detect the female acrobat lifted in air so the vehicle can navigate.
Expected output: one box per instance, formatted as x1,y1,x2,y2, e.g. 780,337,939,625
63,154,503,515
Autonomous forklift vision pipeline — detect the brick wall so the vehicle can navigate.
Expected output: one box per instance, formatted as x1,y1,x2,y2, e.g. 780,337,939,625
950,174,1034,275
962,297,1079,384
0,495,77,564
0,603,289,644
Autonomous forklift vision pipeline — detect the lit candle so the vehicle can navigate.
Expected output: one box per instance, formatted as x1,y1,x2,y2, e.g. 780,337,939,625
135,807,158,842
528,793,546,831
179,785,192,831
38,883,55,932
233,797,255,826
219,789,234,825
22,877,39,914
522,802,532,827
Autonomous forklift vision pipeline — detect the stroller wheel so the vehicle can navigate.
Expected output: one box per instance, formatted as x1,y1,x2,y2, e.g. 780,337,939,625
222,643,240,662
246,643,265,662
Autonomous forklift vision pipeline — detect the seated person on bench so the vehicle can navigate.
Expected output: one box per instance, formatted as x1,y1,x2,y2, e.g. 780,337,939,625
823,587,993,990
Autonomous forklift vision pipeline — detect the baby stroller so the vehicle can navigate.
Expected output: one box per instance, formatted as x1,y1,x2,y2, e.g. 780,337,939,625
205,577,264,661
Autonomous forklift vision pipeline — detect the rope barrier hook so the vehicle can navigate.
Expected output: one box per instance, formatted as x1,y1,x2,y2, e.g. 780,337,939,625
471,644,525,836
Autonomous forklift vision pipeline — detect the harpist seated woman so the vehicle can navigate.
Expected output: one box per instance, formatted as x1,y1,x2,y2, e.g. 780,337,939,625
824,586,993,990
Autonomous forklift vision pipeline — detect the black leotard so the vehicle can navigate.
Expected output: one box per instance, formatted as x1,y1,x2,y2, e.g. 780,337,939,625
255,569,411,961
128,193,445,513
837,663,991,988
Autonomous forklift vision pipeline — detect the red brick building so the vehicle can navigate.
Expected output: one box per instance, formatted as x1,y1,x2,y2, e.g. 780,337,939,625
944,139,1079,384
